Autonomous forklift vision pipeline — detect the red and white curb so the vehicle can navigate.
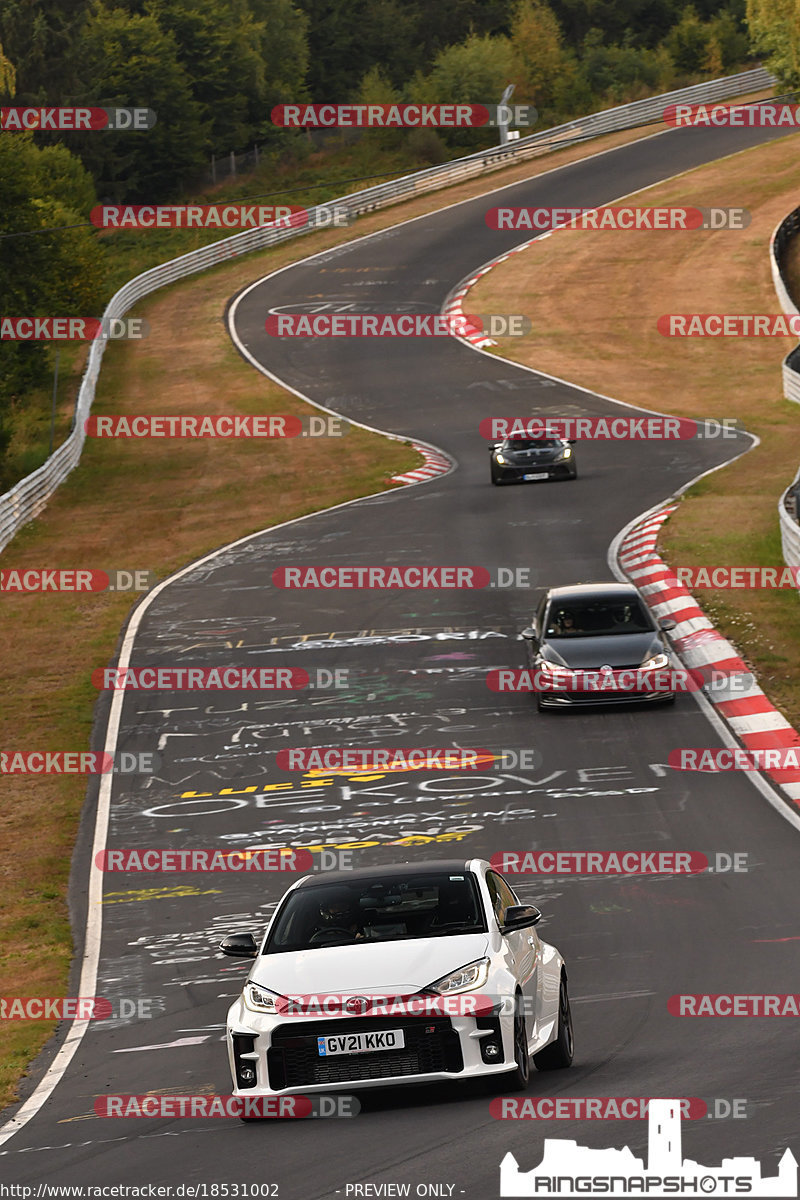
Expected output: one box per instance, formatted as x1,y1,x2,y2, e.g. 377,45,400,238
618,506,800,804
443,239,539,350
391,441,452,486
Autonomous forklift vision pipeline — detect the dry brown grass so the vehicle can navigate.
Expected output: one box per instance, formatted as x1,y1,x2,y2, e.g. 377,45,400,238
469,131,800,724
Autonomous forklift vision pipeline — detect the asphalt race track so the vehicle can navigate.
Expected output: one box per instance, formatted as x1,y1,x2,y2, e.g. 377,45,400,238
3,120,800,1196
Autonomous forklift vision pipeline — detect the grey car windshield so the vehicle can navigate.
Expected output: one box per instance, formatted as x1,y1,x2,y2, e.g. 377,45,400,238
545,597,653,637
264,872,487,952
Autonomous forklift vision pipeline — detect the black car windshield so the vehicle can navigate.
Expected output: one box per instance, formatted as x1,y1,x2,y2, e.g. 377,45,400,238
264,872,487,952
545,596,653,637
505,438,560,450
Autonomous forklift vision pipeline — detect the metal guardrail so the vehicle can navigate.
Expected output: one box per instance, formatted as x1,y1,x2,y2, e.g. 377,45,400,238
770,205,800,404
0,66,775,554
770,204,800,572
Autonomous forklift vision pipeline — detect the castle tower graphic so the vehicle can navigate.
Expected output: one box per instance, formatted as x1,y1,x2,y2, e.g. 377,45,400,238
500,1098,798,1198
648,1098,680,1171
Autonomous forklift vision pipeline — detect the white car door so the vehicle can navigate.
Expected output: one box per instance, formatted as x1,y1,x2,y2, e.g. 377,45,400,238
486,871,539,1025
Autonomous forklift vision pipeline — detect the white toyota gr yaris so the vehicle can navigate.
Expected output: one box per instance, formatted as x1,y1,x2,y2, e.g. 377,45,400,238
220,858,573,1103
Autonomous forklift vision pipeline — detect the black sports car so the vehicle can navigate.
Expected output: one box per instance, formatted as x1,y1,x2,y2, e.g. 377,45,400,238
490,437,577,485
521,582,677,709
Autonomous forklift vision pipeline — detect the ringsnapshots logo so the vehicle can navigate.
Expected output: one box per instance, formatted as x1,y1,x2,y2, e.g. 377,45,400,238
485,206,749,231
0,107,156,131
498,1098,797,1197
271,103,537,128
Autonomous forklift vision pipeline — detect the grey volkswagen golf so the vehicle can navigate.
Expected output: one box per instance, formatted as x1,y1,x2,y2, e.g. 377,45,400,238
521,583,677,709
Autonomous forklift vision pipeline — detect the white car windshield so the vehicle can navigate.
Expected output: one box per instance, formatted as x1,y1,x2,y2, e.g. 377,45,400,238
264,872,487,952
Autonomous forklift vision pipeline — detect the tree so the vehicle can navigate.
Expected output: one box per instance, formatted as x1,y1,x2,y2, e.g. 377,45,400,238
0,38,16,97
410,31,516,103
746,0,800,87
664,6,713,74
74,2,207,200
0,136,106,468
510,0,573,108
147,0,266,156
0,0,89,104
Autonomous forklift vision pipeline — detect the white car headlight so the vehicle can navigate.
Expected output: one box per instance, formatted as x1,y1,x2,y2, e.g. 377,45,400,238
558,446,572,460
495,453,506,464
640,651,669,670
537,658,566,674
244,982,285,1013
427,958,490,994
